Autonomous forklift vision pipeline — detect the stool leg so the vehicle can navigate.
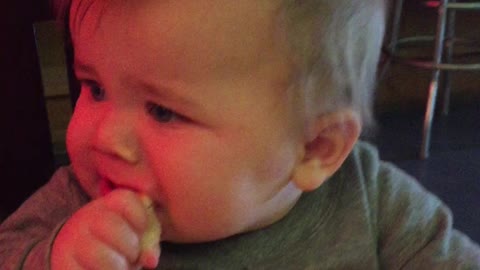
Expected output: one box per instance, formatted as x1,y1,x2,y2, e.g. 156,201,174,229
442,0,456,115
390,0,405,51
379,0,405,80
421,0,448,159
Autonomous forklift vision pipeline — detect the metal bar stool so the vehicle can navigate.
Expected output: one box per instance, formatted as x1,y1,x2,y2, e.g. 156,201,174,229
385,0,480,159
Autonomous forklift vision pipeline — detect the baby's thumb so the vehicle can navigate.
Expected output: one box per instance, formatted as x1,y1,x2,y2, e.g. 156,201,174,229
138,195,161,269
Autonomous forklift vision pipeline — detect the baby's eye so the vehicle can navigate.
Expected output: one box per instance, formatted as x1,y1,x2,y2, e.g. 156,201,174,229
146,102,178,123
83,81,105,102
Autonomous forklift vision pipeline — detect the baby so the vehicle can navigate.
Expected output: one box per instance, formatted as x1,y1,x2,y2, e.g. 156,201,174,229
1,0,479,269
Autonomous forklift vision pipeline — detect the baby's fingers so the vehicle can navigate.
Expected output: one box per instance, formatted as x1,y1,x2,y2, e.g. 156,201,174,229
89,210,142,263
103,189,150,232
75,238,131,270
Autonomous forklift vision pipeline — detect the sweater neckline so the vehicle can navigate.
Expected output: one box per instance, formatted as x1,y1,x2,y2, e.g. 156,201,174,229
159,173,344,268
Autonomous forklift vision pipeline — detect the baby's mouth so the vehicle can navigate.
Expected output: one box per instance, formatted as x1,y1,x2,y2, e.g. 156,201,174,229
99,177,147,198
99,177,115,196
98,176,162,212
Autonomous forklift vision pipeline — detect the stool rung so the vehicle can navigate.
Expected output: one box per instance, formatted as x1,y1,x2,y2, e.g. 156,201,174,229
447,2,480,10
386,0,480,158
385,35,480,70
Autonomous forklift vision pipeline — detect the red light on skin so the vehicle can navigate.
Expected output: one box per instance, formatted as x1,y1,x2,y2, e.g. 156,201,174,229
425,1,440,8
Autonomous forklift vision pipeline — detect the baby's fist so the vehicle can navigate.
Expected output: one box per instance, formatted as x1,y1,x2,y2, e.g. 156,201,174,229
50,189,161,270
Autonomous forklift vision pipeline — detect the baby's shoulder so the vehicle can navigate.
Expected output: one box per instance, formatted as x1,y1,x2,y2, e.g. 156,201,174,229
346,141,414,188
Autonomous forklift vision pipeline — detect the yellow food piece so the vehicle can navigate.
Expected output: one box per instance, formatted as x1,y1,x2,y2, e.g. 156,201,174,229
139,195,161,251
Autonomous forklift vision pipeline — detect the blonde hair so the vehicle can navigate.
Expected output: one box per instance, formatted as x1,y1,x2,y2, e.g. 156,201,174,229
52,0,385,129
281,0,386,128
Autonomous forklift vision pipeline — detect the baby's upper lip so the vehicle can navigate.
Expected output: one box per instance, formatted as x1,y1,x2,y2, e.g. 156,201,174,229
96,168,161,206
98,172,139,192
94,154,141,192
93,154,162,205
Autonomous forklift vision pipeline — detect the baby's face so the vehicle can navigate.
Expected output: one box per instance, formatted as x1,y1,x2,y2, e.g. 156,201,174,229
67,0,305,242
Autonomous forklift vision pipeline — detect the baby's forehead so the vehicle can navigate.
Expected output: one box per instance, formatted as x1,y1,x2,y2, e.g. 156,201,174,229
71,0,291,77
69,0,282,22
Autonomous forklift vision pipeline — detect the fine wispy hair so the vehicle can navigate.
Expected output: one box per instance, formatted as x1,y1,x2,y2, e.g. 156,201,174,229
281,0,386,130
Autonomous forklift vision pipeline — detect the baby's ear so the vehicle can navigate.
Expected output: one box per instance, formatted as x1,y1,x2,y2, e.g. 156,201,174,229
292,109,361,191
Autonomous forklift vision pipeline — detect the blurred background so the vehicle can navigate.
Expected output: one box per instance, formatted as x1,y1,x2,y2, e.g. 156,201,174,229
1,0,479,242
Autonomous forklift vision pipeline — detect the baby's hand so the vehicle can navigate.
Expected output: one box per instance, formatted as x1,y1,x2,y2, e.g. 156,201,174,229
51,189,161,270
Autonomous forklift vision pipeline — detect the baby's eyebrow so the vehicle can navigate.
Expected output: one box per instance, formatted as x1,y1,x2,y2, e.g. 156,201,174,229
73,58,97,78
136,79,201,111
72,58,202,111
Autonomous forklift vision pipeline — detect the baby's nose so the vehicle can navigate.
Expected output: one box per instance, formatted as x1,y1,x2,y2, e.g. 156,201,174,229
94,110,140,164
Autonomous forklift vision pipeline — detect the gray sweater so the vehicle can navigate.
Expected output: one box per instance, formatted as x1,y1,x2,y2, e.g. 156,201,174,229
1,142,479,269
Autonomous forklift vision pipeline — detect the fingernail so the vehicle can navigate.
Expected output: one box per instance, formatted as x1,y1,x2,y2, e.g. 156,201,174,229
140,247,160,269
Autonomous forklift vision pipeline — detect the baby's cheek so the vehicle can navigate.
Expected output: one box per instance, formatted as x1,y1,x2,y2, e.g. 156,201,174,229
66,120,81,162
66,106,100,197
66,122,88,165
66,101,99,156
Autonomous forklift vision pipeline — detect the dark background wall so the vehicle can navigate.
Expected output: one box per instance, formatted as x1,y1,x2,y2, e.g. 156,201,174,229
0,0,55,219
